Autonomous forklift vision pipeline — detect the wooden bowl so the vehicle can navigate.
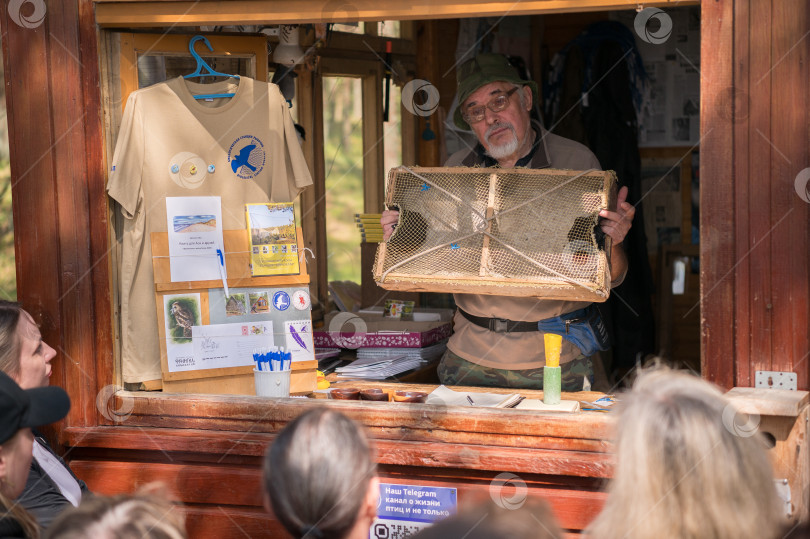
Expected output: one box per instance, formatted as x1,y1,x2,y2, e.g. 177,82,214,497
360,388,389,401
329,387,360,400
393,390,428,403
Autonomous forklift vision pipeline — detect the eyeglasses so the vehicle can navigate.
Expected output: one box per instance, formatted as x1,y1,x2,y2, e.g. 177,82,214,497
462,87,519,124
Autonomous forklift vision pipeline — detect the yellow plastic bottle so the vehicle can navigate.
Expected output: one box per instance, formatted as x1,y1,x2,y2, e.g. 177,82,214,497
543,333,562,405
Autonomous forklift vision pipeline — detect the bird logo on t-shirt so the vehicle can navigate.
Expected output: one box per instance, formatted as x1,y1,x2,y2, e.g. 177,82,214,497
231,144,257,173
227,135,266,179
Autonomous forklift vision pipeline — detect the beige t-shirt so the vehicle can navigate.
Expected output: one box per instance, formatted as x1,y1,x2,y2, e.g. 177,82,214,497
445,125,624,370
107,77,313,383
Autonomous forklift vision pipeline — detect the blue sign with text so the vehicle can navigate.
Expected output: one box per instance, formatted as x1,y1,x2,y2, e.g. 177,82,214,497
371,482,457,539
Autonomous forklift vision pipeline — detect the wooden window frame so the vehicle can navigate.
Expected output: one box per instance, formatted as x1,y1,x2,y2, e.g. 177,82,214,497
92,6,700,438
92,1,694,27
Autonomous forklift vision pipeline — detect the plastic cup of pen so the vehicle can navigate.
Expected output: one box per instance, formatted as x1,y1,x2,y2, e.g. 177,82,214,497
254,367,291,398
253,349,293,398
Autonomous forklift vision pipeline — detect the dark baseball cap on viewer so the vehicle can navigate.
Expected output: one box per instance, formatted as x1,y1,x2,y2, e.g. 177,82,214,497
0,371,70,445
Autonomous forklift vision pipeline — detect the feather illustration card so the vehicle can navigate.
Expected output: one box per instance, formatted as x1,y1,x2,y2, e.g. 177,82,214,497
284,320,314,362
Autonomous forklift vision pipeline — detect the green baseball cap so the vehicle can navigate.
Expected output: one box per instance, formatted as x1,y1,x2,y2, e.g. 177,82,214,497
453,53,538,130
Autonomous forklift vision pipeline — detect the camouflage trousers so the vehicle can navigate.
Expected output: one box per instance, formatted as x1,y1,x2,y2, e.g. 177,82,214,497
437,349,593,392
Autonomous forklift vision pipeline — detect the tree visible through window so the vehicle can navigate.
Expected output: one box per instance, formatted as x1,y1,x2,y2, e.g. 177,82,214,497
323,76,363,284
0,56,15,300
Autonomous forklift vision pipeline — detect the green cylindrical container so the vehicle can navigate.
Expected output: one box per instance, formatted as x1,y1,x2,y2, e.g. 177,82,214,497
543,366,561,405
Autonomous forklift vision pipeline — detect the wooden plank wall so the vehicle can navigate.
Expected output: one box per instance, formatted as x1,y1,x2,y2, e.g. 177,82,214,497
0,0,111,427
701,0,810,389
69,453,606,537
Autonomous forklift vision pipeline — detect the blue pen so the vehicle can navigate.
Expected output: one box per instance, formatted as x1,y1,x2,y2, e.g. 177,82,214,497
283,352,291,371
253,348,261,371
216,248,229,297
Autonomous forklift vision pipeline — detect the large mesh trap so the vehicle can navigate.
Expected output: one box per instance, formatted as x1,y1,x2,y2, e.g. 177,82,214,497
373,166,618,302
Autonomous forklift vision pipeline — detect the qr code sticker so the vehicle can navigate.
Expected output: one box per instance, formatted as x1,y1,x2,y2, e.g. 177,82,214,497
371,519,430,539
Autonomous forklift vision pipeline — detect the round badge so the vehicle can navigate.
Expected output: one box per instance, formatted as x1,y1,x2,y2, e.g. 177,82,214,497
208,164,216,173
292,290,311,310
168,152,207,189
272,291,291,311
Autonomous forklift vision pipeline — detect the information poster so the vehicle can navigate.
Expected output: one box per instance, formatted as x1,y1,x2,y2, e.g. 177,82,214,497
613,7,701,147
246,203,300,276
166,196,225,282
371,483,457,538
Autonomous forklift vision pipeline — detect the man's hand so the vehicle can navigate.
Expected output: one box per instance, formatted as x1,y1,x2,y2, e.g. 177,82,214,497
381,209,400,241
599,186,635,245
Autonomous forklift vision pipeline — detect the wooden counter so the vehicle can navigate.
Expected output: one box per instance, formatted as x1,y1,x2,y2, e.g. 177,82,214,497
61,384,810,536
65,386,614,537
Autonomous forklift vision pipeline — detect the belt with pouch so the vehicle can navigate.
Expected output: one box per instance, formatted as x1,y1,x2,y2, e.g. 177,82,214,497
458,307,589,334
457,305,610,357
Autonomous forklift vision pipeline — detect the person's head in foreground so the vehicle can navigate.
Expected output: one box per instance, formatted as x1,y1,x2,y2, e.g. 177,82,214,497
263,408,379,539
411,496,562,539
0,371,70,538
0,301,57,390
454,53,538,167
43,483,186,539
586,367,784,539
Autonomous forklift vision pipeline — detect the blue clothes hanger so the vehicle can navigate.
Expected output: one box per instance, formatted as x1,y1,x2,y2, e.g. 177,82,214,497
183,35,239,100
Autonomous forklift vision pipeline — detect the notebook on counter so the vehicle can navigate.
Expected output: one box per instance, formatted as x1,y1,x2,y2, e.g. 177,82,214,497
426,385,524,409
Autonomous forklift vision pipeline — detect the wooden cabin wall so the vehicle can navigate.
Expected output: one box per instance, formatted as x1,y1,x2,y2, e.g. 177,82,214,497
0,0,111,429
0,0,807,535
701,0,810,390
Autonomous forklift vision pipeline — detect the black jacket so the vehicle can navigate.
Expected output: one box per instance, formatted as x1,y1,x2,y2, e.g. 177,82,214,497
0,514,26,539
15,432,90,530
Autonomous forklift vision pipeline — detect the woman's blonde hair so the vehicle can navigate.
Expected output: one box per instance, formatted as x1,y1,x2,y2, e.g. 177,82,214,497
1,491,39,539
586,367,784,539
43,484,186,539
0,301,23,380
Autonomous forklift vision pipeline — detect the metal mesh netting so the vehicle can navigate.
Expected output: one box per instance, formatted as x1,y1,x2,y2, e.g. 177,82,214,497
373,166,618,302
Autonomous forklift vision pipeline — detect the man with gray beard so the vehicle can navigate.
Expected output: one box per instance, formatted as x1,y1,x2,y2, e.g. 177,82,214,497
382,53,634,390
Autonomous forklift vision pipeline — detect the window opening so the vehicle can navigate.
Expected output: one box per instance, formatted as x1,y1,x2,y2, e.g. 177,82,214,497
322,76,364,286
0,55,14,300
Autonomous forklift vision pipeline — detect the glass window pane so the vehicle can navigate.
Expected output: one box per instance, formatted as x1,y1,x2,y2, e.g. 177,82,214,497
323,77,363,285
136,54,252,88
331,22,364,34
376,21,400,38
383,81,402,180
0,56,14,300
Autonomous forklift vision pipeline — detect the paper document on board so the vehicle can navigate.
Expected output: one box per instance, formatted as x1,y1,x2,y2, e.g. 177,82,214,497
191,322,273,371
166,196,225,282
